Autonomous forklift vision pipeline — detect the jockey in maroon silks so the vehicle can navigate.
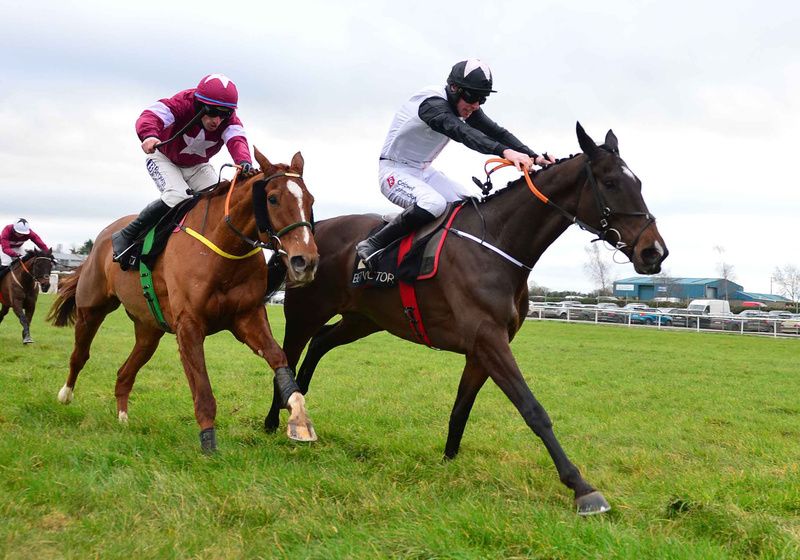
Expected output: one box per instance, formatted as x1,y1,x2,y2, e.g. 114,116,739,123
1,218,49,269
112,74,254,263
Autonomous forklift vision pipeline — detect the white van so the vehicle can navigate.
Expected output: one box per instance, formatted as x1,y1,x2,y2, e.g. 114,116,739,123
687,299,731,315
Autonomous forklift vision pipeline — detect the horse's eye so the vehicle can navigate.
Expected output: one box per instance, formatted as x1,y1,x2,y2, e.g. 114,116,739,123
268,195,278,205
603,180,616,189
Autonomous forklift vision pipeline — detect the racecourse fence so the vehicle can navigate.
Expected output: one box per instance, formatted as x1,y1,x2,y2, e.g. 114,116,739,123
525,304,800,338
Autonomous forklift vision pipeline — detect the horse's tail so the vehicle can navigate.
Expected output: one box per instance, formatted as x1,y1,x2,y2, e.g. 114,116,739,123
47,264,83,327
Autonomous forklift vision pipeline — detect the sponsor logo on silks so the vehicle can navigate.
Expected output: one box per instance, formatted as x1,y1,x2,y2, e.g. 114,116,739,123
386,175,395,188
353,269,395,284
146,159,167,190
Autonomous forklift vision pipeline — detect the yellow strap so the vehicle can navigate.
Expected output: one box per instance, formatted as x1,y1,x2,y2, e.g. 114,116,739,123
183,227,263,260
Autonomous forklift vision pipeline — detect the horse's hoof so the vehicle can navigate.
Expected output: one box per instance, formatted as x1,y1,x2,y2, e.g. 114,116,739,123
199,427,217,454
118,411,129,425
575,491,611,516
57,385,74,405
264,416,279,433
287,419,317,442
23,337,34,344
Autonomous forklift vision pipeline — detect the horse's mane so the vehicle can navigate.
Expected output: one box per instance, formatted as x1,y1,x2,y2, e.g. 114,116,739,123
21,248,49,261
477,143,620,204
479,153,584,204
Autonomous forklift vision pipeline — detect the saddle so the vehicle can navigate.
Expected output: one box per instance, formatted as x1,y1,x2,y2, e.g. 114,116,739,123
118,197,201,272
351,203,464,288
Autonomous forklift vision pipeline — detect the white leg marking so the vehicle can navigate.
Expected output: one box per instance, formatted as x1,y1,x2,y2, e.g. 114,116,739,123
58,385,74,404
118,411,129,424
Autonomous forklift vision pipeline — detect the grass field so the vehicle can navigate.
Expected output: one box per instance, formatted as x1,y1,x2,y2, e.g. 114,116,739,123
1,293,799,559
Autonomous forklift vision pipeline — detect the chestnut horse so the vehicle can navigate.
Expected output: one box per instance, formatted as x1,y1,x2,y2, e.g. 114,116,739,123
0,248,55,344
266,124,668,514
48,149,318,453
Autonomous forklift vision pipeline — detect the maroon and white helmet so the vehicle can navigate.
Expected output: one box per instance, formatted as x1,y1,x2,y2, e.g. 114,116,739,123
194,74,239,109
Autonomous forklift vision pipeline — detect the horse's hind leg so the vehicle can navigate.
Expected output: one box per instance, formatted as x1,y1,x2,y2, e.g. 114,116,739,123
22,296,37,343
265,313,380,433
59,304,117,404
443,359,489,459
114,321,165,424
10,301,32,344
0,304,8,324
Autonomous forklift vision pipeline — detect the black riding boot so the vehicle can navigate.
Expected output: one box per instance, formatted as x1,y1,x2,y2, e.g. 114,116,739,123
355,204,435,265
112,199,172,262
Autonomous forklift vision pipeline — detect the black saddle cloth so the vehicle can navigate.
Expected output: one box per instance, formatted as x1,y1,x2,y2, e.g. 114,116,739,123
119,197,200,271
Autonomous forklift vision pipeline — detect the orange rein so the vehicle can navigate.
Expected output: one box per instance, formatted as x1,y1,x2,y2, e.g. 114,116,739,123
483,157,549,204
223,163,243,216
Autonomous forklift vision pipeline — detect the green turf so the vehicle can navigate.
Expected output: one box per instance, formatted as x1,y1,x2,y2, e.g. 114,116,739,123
0,294,798,559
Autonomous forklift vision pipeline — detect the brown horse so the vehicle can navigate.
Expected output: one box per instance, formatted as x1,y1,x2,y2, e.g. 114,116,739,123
0,248,55,344
265,124,668,515
48,148,318,453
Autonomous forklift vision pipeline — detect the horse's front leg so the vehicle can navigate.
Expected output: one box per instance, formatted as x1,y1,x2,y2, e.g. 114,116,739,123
231,309,316,442
0,303,9,324
174,316,217,453
472,322,611,516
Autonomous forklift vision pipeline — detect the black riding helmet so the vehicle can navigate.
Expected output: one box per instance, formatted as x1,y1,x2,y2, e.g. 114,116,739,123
446,58,497,107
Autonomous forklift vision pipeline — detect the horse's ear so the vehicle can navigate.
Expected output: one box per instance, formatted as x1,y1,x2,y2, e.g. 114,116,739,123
576,122,598,159
291,151,304,174
253,146,275,174
604,129,619,154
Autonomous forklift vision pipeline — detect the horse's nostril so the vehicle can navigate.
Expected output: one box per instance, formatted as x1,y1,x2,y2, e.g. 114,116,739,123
641,247,662,265
290,256,307,272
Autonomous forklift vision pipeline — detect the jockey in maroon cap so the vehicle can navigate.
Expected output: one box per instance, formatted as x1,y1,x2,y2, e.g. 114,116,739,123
112,74,254,264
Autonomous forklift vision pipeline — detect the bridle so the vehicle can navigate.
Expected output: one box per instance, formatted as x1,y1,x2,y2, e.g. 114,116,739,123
245,169,315,257
181,164,314,260
480,155,656,252
9,256,53,290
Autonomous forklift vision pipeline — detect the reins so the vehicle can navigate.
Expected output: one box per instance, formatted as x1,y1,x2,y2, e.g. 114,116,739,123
480,157,654,249
453,156,657,270
481,158,612,242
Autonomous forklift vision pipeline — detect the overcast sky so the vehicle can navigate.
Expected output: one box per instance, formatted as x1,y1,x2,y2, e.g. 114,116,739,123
2,0,797,294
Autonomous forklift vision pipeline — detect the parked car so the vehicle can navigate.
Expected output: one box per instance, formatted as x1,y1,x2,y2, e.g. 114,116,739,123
526,301,547,318
663,308,688,328
595,303,626,323
779,314,800,335
733,310,774,333
543,301,594,320
267,290,285,304
623,303,649,310
629,307,673,326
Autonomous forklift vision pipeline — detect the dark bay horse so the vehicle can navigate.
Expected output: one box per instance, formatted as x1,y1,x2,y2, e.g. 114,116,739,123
0,248,55,344
266,124,668,515
48,148,318,452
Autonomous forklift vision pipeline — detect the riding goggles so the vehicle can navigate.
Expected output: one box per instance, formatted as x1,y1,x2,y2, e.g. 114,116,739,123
203,105,233,118
458,88,488,105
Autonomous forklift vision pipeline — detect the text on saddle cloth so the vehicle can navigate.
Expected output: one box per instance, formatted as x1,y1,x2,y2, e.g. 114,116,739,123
351,205,465,288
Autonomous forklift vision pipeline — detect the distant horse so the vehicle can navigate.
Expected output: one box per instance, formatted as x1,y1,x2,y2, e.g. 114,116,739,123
266,124,668,515
0,248,55,344
48,149,318,452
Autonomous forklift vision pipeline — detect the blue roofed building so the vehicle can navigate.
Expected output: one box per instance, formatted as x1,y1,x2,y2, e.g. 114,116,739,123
614,277,742,301
613,277,794,306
